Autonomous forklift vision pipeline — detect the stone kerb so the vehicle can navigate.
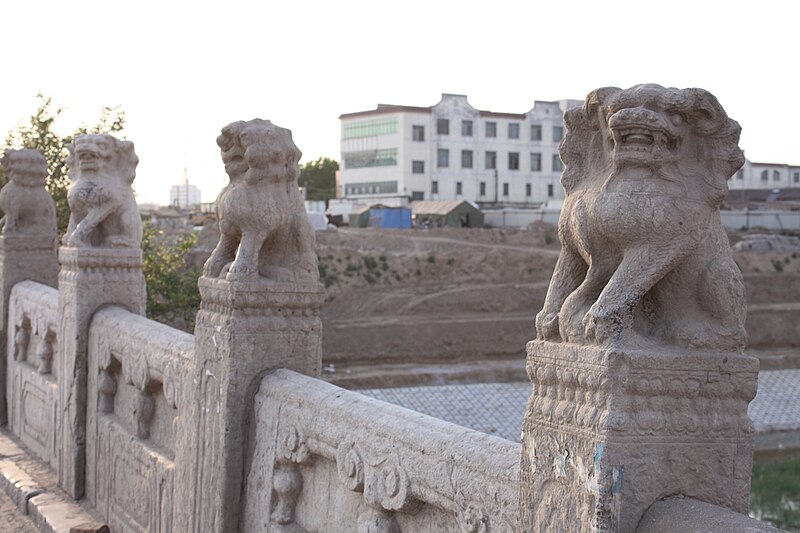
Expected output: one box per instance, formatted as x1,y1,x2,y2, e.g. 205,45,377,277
186,119,324,533
519,85,760,532
56,133,145,499
0,149,58,425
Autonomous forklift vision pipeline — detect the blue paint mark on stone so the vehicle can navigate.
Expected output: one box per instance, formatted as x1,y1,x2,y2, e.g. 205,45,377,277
594,443,604,467
612,466,624,494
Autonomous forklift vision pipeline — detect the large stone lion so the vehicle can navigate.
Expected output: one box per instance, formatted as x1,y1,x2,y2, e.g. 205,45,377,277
203,119,317,284
535,84,746,351
64,134,142,248
0,149,57,235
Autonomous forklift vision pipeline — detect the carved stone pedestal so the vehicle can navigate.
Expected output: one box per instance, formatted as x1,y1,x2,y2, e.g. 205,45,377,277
0,234,57,424
57,247,146,498
518,341,759,533
188,277,323,533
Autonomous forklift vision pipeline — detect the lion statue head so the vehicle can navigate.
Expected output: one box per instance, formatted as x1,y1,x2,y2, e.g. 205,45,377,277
560,84,744,206
66,134,138,186
1,149,48,187
216,119,302,186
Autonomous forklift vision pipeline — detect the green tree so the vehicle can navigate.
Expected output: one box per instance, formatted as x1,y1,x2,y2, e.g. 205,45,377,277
141,224,201,332
299,156,338,202
0,93,125,234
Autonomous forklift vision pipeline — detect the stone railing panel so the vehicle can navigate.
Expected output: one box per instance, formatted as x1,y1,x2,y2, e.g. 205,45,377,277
245,369,520,532
86,305,193,533
6,280,60,471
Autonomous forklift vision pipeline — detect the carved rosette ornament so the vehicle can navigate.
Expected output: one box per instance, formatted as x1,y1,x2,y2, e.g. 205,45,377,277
519,85,760,533
278,425,311,465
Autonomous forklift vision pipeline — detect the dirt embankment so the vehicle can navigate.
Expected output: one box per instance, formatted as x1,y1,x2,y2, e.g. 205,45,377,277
319,226,800,373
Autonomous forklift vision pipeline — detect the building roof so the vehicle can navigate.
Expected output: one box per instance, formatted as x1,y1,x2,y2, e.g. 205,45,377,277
410,200,480,215
340,104,432,119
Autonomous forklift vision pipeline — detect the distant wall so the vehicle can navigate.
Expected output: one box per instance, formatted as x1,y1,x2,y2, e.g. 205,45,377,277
484,208,800,230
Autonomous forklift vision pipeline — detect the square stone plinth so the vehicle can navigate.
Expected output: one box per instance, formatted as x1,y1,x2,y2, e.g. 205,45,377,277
518,341,759,533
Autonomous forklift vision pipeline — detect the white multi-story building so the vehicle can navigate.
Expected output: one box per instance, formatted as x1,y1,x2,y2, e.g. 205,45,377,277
169,184,202,209
729,159,800,191
338,94,582,208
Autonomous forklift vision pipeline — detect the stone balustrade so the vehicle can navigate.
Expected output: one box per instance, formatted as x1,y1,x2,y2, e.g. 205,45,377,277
85,306,193,532
245,369,520,532
6,281,60,471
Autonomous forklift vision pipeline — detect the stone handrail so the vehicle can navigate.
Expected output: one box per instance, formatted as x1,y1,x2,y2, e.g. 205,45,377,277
636,497,786,532
245,368,520,532
7,281,60,469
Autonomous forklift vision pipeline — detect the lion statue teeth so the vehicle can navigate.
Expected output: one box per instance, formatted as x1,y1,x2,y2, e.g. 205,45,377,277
64,134,142,248
203,119,318,284
536,84,747,352
0,149,57,236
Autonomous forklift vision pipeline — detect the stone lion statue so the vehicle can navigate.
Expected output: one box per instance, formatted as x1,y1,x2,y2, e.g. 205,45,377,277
203,119,317,284
0,149,57,235
535,84,746,351
64,134,142,248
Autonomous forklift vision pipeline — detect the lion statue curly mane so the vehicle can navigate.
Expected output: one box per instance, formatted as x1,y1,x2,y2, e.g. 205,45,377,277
203,118,317,284
64,134,141,248
536,84,746,351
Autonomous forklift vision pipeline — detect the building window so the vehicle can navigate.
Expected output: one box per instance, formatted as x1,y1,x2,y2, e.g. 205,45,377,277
480,182,486,196
344,181,399,195
525,183,532,197
344,118,398,139
508,123,520,139
508,152,520,170
761,170,769,181
461,150,473,169
412,191,424,201
437,149,449,168
552,154,564,172
431,180,438,194
530,124,542,141
553,126,564,142
547,184,554,198
344,148,398,169
736,170,744,180
437,119,449,135
462,120,473,137
412,161,425,174
773,170,781,181
412,125,425,141
456,181,463,195
794,171,799,183
485,151,497,170
531,153,542,172
502,183,509,196
485,122,497,138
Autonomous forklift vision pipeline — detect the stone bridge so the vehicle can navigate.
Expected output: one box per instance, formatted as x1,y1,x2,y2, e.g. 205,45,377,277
0,93,787,532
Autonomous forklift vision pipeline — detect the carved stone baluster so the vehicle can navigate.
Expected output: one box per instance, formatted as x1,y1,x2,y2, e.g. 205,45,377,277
36,331,54,374
358,506,400,533
270,462,303,527
13,320,30,362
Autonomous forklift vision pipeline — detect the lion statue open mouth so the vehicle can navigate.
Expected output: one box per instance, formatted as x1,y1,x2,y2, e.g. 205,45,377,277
536,84,746,351
203,119,317,284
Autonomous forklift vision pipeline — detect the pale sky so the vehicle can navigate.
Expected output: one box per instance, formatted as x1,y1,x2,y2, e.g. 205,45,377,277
1,0,797,205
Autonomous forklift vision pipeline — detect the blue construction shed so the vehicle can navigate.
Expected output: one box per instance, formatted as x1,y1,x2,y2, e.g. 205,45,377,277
368,206,412,229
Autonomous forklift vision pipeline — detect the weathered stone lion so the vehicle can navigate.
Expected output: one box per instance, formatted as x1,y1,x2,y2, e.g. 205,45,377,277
64,134,142,248
0,149,57,235
203,119,317,284
536,84,746,351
